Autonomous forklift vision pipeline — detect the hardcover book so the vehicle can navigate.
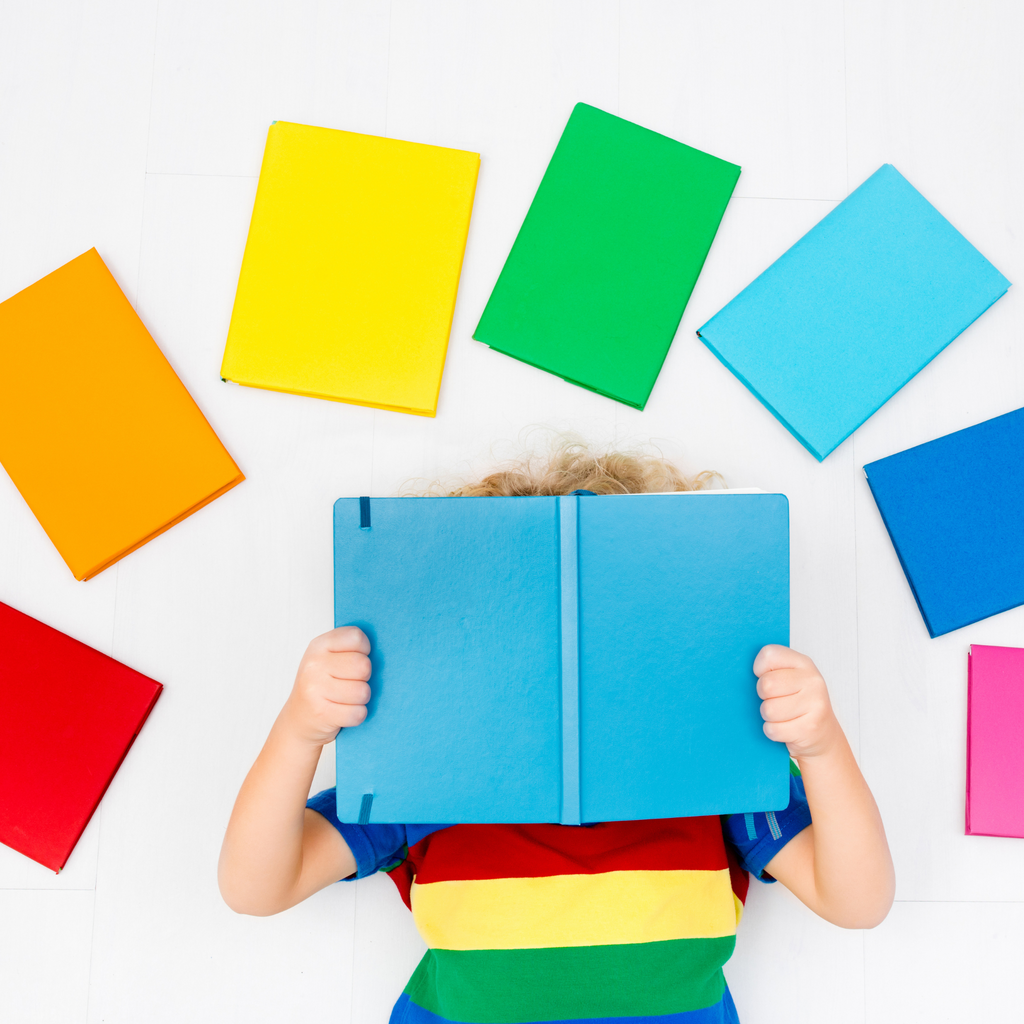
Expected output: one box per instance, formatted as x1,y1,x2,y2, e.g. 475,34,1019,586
474,103,741,410
333,490,790,824
222,121,480,417
697,164,1010,461
864,407,1024,637
0,601,163,871
967,645,1024,839
0,249,244,580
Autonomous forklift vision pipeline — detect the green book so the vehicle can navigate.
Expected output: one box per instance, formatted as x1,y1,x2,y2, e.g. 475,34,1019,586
474,103,741,409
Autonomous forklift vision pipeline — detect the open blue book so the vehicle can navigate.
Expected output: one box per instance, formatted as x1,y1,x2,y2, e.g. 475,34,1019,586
864,407,1024,638
697,164,1010,461
333,490,790,824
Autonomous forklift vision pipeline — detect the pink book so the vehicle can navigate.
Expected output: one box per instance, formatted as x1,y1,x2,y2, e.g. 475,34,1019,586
967,645,1024,838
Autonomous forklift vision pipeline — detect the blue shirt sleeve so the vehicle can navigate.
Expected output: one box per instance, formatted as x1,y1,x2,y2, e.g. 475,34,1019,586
722,765,812,882
306,787,448,879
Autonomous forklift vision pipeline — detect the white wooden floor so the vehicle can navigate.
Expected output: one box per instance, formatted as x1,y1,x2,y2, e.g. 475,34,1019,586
2,2,1023,1021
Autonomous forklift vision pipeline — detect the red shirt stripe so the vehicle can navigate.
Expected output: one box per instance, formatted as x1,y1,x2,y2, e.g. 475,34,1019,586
387,818,742,908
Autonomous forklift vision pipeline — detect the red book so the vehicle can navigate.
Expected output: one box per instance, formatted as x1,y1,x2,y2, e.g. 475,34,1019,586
0,601,162,871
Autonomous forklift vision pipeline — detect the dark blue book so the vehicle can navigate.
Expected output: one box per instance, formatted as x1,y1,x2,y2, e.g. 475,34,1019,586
332,491,790,824
864,407,1024,637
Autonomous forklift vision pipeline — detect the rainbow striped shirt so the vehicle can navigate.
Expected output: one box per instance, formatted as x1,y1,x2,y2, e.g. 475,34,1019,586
308,772,809,1024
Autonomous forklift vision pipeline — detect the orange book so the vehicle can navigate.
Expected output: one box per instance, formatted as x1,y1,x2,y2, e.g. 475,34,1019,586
0,250,244,580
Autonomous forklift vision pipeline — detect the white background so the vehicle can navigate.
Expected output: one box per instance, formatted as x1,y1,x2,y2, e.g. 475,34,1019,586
1,2,1023,1021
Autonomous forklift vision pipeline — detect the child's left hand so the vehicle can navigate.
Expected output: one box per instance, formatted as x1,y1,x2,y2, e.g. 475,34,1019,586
754,645,840,761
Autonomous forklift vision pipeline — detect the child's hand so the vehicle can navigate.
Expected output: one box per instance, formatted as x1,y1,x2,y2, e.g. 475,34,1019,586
280,627,372,747
753,645,840,761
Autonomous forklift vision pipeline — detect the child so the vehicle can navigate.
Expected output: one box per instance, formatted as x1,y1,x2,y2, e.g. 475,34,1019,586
219,442,894,1024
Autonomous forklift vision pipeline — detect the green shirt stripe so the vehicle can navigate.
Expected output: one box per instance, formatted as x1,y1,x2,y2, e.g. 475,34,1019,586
404,936,734,1023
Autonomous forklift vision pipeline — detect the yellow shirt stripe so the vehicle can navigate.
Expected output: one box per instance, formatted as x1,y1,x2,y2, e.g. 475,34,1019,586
411,869,738,950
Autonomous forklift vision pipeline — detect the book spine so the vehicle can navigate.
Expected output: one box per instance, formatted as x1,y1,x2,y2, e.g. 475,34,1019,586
355,498,373,822
559,496,581,825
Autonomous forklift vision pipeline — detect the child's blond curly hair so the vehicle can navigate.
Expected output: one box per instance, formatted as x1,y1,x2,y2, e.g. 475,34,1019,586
416,438,720,497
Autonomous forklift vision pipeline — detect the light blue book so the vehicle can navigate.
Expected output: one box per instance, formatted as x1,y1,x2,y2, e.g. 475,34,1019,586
333,490,790,824
697,165,1010,461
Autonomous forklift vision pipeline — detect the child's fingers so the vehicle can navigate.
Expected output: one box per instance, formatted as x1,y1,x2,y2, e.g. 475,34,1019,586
755,667,809,700
759,692,809,723
325,650,372,682
319,626,371,655
321,701,368,729
314,680,371,731
321,677,371,707
293,655,371,710
753,644,815,678
762,715,814,744
343,705,368,726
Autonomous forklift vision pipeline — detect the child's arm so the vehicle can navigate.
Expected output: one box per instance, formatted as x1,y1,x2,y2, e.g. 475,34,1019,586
218,627,372,916
754,645,895,929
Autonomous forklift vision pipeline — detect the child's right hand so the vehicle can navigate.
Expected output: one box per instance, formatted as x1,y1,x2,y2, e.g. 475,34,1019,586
280,626,372,746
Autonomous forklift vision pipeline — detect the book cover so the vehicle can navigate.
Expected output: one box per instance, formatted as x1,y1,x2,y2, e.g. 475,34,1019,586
222,121,480,417
864,407,1024,637
697,164,1010,461
0,249,244,581
0,601,163,871
473,103,741,410
333,491,790,824
967,645,1024,839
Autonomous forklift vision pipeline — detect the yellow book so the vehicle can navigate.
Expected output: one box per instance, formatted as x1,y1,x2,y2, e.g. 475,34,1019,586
222,122,480,417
